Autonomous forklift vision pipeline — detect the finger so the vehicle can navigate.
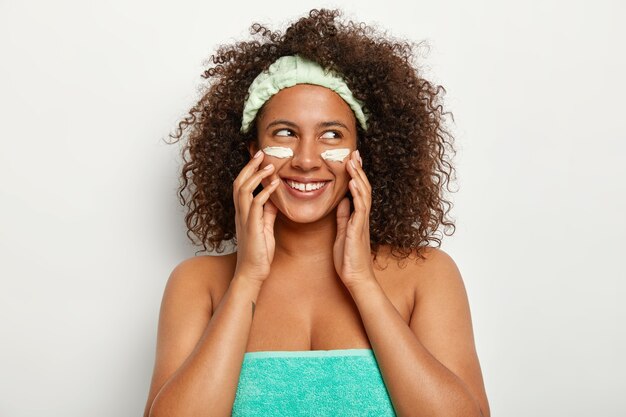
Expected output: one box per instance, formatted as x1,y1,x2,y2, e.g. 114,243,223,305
234,150,265,188
336,197,350,239
348,158,371,212
262,198,278,233
248,178,280,231
348,179,366,229
238,163,275,223
349,151,372,194
335,198,350,260
233,150,265,214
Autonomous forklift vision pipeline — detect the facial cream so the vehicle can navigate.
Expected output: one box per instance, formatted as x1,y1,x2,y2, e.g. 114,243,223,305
262,146,294,158
320,148,351,162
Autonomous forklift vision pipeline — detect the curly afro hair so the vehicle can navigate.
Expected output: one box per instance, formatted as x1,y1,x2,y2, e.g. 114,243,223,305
167,8,457,264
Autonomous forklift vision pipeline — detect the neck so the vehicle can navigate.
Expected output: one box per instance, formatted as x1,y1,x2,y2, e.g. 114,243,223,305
273,209,338,266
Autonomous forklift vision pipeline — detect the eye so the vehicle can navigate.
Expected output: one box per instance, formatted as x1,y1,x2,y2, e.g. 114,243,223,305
274,128,295,137
321,130,342,139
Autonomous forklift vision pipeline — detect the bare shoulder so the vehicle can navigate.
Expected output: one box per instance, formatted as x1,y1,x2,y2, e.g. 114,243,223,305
372,245,457,287
170,252,237,280
409,246,463,290
166,253,237,310
368,246,454,322
391,246,471,333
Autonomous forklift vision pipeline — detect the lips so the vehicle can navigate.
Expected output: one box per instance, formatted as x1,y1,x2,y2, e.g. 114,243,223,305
281,178,331,199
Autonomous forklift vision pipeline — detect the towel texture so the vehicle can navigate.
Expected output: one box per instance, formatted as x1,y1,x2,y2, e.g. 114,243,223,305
232,348,396,416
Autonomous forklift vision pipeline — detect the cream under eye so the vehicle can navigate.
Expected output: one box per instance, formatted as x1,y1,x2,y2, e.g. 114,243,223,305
320,148,351,162
263,146,294,158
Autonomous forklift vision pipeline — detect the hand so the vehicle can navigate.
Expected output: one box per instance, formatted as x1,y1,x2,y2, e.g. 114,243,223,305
232,150,280,287
333,150,377,289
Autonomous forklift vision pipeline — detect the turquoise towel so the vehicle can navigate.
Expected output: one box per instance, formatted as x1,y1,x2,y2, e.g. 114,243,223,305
232,348,396,416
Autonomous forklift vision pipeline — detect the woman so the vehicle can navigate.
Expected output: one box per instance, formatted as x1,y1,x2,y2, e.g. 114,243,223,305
144,9,489,417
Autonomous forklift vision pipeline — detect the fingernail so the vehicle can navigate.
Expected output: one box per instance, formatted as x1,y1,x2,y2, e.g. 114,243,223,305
263,163,274,170
254,150,263,158
350,160,356,169
356,150,360,160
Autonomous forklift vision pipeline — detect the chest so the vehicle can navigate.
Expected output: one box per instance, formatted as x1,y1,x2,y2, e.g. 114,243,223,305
242,269,414,352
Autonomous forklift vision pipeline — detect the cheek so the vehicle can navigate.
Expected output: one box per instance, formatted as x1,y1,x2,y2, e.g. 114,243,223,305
259,158,289,185
329,163,350,184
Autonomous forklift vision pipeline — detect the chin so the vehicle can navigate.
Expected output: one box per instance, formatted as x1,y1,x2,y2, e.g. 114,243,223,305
276,205,330,224
271,195,337,225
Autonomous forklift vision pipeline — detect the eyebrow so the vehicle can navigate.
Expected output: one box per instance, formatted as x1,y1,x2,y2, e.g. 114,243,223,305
265,119,351,132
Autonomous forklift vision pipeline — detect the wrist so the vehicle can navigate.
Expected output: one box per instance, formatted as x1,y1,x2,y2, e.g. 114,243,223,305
346,276,379,297
230,275,264,299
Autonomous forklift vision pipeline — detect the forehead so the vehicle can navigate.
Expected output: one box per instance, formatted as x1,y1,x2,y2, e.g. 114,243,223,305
258,84,356,129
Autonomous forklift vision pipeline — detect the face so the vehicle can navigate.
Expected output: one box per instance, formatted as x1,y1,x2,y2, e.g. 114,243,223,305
248,84,358,223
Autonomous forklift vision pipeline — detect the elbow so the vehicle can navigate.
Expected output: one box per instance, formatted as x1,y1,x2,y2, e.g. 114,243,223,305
462,395,488,417
148,396,233,417
463,396,489,417
146,402,159,417
445,388,488,417
146,394,167,417
446,405,484,417
402,396,486,417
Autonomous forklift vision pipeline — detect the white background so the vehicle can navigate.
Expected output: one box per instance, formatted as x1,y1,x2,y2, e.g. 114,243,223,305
1,1,624,416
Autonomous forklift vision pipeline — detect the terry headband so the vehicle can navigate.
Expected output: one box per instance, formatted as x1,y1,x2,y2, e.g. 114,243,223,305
240,54,368,133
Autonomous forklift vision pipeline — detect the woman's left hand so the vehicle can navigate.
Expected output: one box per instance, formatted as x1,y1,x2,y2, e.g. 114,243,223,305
333,150,377,290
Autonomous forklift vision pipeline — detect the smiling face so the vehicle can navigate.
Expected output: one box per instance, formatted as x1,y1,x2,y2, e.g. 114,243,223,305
248,84,358,223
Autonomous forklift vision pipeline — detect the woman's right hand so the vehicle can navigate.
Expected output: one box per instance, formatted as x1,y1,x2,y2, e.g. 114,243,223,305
232,150,281,287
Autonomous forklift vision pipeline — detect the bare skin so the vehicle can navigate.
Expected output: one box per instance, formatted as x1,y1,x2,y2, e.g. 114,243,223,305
143,85,490,417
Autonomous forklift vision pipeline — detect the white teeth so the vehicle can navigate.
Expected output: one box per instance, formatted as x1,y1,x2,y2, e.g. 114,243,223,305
286,180,327,192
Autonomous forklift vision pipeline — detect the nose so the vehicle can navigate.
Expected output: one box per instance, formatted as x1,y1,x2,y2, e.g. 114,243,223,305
290,139,323,171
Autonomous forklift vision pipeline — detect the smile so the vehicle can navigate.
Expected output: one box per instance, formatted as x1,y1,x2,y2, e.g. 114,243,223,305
285,180,328,192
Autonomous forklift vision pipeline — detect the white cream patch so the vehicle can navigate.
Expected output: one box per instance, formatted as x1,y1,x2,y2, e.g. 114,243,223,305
321,148,351,162
262,146,293,158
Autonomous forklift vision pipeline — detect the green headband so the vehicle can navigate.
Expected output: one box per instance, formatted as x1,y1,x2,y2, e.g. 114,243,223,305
240,54,368,133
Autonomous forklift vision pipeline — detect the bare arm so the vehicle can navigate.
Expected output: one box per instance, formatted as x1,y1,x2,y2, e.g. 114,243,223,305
143,257,262,417
144,149,279,416
336,150,488,415
347,248,490,417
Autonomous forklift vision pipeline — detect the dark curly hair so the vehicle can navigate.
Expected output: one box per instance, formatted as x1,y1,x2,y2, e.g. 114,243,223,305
167,8,457,264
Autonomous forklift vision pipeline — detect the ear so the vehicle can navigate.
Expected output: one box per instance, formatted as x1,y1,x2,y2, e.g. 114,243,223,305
248,141,258,158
